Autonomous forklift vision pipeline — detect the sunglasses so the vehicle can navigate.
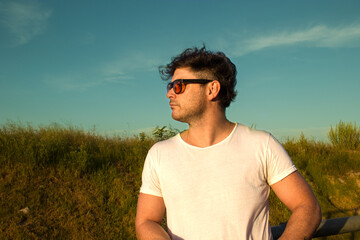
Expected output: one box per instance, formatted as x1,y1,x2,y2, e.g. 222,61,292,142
167,79,213,94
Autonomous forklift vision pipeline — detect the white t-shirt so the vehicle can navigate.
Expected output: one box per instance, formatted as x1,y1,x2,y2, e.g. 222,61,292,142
140,123,297,240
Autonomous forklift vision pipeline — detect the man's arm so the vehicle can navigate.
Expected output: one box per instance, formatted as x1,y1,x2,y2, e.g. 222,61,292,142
271,171,322,240
135,193,170,240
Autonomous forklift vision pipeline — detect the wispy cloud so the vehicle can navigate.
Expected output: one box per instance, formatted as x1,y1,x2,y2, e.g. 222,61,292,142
0,0,52,46
45,52,162,91
101,52,162,83
44,72,131,92
229,23,360,56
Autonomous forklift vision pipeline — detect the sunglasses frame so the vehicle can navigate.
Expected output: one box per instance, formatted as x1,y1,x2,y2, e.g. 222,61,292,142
167,79,213,94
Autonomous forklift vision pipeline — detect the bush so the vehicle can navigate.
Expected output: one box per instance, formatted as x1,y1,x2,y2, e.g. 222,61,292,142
152,126,179,141
328,121,360,150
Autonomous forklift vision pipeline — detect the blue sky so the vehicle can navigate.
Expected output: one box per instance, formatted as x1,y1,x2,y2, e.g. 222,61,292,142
0,0,359,142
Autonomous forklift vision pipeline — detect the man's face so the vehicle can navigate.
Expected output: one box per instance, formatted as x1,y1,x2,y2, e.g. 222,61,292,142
166,67,208,123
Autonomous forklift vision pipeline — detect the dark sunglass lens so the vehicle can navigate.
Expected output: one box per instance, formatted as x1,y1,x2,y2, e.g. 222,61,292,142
174,82,183,94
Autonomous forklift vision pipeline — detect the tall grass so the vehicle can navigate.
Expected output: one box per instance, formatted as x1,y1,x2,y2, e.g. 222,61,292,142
0,122,359,239
0,123,154,239
328,121,360,150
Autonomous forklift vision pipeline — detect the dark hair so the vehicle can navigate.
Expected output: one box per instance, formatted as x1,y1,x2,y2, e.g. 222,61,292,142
159,46,237,108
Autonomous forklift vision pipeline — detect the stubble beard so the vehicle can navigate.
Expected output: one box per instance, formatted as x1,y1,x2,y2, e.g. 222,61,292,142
171,98,207,124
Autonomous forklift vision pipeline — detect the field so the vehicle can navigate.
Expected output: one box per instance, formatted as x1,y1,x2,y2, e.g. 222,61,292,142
0,122,359,239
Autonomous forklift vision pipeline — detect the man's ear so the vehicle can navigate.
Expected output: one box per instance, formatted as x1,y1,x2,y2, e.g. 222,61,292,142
207,80,221,101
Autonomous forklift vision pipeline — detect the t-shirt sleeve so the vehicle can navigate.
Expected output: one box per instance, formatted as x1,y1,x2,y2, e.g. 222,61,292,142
266,134,297,185
139,148,163,197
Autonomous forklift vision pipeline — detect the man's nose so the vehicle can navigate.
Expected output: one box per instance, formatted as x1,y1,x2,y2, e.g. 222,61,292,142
167,88,175,99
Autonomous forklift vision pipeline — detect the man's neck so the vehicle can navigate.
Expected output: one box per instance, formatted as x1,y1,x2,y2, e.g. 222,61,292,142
180,115,235,148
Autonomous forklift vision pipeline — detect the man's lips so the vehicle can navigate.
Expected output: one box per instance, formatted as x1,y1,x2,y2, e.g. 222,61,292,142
169,102,178,109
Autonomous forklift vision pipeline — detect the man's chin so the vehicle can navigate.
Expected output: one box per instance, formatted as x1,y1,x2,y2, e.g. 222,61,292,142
171,113,187,123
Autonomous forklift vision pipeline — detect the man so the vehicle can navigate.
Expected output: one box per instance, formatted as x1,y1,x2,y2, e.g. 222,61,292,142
135,46,321,239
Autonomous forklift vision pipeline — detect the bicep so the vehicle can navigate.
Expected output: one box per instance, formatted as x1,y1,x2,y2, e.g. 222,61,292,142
271,171,318,211
136,193,166,226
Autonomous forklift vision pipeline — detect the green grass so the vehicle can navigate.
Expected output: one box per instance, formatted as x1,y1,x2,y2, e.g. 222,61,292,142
269,133,360,239
0,122,359,239
328,121,360,150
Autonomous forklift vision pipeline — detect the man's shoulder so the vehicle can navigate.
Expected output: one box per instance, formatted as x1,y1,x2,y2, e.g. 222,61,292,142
234,124,286,155
235,123,270,140
149,134,180,151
